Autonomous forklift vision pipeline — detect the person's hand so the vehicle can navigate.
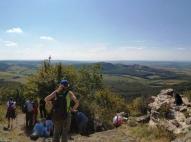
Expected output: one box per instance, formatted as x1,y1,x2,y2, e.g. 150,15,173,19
70,108,78,112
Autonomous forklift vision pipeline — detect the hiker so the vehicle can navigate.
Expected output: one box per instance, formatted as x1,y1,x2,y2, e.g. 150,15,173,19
45,79,79,142
33,99,38,125
45,115,54,136
25,98,34,128
174,93,183,106
6,97,16,129
113,115,123,127
75,111,88,135
39,98,47,118
30,119,49,140
113,112,128,127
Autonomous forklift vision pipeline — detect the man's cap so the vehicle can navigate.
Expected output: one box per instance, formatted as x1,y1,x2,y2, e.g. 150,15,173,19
60,79,69,87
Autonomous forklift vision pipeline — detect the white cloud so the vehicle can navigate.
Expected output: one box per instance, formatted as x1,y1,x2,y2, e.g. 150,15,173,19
4,41,18,47
6,27,23,33
121,46,145,50
0,41,191,61
134,40,146,43
40,36,55,41
177,47,185,50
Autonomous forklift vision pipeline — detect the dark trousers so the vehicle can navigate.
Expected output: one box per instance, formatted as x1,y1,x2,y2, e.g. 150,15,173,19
39,106,47,118
26,111,33,128
53,113,71,142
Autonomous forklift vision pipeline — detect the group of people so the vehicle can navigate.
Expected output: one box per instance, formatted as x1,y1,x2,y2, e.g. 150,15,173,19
23,97,46,129
5,79,89,142
31,79,88,142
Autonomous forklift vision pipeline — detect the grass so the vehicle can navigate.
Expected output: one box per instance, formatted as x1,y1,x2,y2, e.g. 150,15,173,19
0,104,6,123
128,124,175,142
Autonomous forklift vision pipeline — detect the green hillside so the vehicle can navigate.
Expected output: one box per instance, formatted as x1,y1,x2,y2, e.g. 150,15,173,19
0,61,191,100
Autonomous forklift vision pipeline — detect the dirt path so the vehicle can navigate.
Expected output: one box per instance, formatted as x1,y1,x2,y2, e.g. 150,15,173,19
0,113,137,142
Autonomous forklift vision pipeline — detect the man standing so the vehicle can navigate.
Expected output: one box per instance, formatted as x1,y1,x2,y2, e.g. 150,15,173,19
45,80,79,142
25,98,34,128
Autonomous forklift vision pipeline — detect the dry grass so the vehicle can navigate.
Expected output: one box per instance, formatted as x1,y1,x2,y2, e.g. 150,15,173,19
128,124,174,142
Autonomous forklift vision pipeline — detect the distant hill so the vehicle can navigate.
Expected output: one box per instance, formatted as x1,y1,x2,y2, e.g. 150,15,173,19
0,60,191,99
98,62,177,79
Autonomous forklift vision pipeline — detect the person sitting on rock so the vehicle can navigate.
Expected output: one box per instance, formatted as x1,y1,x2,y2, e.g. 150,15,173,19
174,93,183,106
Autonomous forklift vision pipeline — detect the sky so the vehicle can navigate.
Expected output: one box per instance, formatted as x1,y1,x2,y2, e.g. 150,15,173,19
0,0,191,61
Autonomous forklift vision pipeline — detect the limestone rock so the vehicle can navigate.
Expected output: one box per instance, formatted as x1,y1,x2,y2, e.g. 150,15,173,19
136,115,150,123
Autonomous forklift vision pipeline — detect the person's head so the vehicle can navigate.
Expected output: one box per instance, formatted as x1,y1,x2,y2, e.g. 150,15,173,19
9,97,13,101
58,79,69,92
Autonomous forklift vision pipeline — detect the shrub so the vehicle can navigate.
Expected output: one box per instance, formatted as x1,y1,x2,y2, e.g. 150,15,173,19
183,90,191,102
128,96,147,116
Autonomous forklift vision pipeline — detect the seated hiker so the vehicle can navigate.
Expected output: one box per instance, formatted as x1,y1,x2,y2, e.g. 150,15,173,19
31,119,49,138
113,112,128,127
174,93,183,106
113,115,123,127
6,97,16,130
45,115,54,136
75,111,89,135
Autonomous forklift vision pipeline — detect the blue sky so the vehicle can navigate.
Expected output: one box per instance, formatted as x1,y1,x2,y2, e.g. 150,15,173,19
0,0,191,61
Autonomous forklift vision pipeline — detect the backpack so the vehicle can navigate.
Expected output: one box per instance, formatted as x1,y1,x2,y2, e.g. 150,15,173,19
7,101,14,112
51,90,69,120
22,104,27,113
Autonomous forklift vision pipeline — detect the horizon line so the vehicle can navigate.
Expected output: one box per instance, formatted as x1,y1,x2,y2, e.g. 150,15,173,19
0,59,191,62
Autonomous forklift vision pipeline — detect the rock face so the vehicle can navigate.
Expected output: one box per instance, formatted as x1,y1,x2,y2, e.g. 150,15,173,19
145,89,191,135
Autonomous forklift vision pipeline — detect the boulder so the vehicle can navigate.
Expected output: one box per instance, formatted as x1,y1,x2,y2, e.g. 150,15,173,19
160,88,174,96
136,115,150,123
148,119,157,128
175,112,186,123
186,117,191,125
170,119,180,128
158,120,177,132
182,97,191,107
180,106,188,112
172,132,191,142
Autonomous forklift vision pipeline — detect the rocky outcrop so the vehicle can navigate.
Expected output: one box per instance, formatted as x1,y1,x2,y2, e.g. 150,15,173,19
139,89,191,135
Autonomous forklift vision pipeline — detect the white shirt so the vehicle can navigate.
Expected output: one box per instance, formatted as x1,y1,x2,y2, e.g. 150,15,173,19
7,100,16,109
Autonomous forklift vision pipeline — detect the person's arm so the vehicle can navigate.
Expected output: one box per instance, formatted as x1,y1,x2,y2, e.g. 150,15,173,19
44,91,57,103
69,91,79,112
6,101,9,108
